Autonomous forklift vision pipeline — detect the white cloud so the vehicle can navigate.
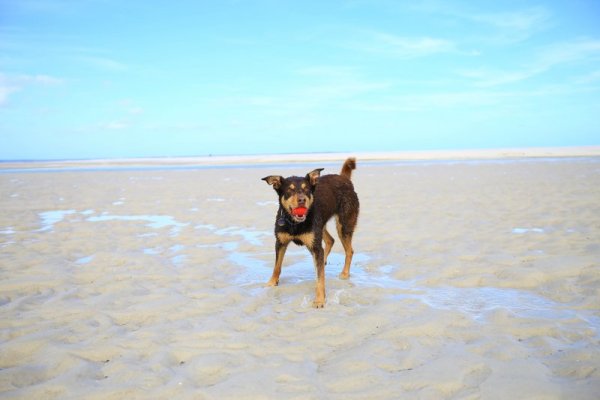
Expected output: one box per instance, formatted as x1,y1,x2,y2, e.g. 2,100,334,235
348,83,596,114
349,90,510,112
19,74,64,85
296,65,360,79
294,65,392,100
215,65,392,118
345,31,456,59
117,99,144,115
1,73,64,86
103,120,129,130
0,72,64,106
537,38,600,69
458,38,600,87
0,86,17,106
297,80,390,101
413,3,552,44
79,56,128,72
457,68,539,88
467,7,551,32
573,70,600,84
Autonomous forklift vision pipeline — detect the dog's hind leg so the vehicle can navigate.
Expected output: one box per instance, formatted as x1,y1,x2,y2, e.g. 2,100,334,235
323,227,335,264
267,239,289,286
336,216,356,280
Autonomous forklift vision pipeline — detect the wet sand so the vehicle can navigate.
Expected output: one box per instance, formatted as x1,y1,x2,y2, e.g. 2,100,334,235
1,154,599,399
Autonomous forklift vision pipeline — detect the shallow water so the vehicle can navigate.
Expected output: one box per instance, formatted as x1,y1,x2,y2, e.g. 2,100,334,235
17,206,600,336
37,209,77,231
229,239,600,331
25,208,600,332
87,214,189,236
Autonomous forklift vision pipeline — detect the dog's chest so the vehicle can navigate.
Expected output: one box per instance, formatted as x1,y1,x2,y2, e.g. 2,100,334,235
277,231,315,248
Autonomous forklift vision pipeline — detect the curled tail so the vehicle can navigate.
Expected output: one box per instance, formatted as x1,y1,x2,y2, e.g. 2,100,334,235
340,157,356,180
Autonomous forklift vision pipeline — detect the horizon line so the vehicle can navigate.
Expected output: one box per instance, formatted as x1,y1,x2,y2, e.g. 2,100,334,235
1,146,600,171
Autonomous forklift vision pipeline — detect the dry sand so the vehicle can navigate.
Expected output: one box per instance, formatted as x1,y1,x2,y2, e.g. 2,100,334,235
1,153,599,399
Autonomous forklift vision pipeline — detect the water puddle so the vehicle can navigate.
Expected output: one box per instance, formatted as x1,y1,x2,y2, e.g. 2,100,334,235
75,255,94,265
171,255,187,265
38,210,77,232
170,244,185,252
416,286,574,321
36,209,190,236
213,227,271,246
224,242,599,332
512,227,545,234
87,214,189,236
144,247,162,255
229,251,267,272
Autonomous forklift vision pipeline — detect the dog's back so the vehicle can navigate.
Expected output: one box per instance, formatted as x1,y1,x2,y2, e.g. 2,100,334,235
313,158,359,231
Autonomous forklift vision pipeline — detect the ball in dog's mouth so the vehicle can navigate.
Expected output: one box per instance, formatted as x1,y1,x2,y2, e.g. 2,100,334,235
291,207,307,217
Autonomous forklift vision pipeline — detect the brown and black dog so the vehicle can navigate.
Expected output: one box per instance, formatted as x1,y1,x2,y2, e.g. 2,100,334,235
262,158,359,308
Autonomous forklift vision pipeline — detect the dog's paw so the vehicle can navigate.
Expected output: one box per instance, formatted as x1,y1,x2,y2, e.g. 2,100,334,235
265,278,279,287
339,272,350,280
312,299,325,308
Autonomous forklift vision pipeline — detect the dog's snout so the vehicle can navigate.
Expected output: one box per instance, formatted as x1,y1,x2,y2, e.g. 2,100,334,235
297,194,306,205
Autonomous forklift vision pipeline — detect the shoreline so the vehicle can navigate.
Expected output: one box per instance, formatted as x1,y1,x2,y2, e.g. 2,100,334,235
2,146,600,171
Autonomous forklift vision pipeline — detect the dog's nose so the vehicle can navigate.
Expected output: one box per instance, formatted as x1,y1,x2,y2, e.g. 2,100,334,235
297,195,306,205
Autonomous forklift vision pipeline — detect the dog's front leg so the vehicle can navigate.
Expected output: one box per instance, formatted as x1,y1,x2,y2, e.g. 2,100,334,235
311,245,326,308
267,239,288,287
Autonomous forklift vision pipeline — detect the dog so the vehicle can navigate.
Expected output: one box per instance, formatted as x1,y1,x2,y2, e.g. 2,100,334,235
261,158,359,308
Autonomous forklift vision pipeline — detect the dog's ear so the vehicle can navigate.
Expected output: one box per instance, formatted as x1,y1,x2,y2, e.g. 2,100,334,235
306,168,324,186
262,175,283,190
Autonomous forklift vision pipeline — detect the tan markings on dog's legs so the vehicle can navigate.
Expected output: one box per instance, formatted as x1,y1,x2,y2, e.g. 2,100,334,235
267,234,291,286
323,228,334,264
311,248,326,308
336,218,354,280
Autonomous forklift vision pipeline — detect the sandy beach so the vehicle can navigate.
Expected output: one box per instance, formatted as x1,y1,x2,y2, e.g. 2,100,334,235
1,152,599,399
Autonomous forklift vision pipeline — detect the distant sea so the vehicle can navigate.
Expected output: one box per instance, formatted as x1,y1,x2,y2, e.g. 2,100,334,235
1,147,599,173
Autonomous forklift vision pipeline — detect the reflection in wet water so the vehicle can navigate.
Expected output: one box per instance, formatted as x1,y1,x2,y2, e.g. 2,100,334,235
223,237,599,331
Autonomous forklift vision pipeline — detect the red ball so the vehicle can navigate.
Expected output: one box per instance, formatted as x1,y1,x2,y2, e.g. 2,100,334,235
292,207,307,217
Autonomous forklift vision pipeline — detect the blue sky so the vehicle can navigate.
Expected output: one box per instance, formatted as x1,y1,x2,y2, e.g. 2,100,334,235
1,0,599,160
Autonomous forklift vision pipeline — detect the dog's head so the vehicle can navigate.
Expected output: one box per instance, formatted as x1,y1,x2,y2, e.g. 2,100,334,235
262,168,323,223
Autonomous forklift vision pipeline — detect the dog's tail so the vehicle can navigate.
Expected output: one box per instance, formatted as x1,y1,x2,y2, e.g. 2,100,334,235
340,157,356,180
